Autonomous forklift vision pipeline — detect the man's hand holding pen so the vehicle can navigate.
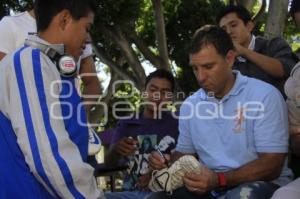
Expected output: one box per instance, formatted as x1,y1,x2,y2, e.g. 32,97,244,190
148,146,171,170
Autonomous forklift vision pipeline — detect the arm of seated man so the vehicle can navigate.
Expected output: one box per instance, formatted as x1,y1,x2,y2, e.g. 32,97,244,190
105,137,138,166
182,152,286,195
224,153,286,186
290,132,300,157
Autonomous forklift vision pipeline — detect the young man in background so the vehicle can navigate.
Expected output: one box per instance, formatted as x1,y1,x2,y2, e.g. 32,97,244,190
105,69,179,199
217,5,298,97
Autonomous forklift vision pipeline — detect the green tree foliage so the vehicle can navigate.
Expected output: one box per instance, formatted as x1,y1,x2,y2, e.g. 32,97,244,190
94,0,226,94
165,0,225,93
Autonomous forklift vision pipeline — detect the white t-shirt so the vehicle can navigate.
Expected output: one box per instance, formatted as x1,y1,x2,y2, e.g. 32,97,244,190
0,11,93,59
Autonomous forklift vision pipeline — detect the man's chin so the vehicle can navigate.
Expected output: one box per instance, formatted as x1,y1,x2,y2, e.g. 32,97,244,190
201,87,211,93
203,89,216,97
65,51,79,61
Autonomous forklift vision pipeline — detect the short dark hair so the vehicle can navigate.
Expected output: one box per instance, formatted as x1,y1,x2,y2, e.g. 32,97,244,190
290,0,300,17
189,25,234,58
145,69,175,92
217,5,252,24
34,0,97,32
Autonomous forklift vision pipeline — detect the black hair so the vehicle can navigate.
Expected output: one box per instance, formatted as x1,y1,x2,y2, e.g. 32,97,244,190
34,0,97,32
145,69,175,92
189,24,234,58
290,0,300,17
216,5,252,24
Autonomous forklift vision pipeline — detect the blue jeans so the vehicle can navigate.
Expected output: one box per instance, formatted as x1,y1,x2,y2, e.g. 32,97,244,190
105,191,151,199
145,181,279,199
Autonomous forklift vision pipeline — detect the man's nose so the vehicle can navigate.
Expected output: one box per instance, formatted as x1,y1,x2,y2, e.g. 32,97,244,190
152,91,162,101
226,26,233,35
86,33,92,44
197,68,207,83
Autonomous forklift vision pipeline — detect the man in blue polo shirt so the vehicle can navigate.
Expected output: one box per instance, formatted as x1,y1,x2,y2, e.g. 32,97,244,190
148,25,292,199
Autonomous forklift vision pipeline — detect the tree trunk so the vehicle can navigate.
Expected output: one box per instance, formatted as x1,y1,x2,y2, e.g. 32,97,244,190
240,0,256,11
92,43,136,84
252,0,266,25
264,0,289,39
125,28,165,69
100,25,146,90
151,0,170,70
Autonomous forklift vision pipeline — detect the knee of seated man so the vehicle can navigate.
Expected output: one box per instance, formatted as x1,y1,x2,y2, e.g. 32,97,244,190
224,182,279,199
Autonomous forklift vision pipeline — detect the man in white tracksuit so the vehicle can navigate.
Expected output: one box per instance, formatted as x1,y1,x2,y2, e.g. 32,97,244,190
0,0,105,198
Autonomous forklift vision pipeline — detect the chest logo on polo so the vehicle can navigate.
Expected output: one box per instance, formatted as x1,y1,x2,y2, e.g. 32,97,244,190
234,107,245,133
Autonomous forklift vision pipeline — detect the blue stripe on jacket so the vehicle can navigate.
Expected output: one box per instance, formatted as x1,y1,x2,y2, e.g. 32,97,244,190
11,46,59,198
59,76,89,161
31,49,85,199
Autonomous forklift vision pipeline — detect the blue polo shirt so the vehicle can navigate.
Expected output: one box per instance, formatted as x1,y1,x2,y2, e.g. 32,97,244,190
177,71,293,186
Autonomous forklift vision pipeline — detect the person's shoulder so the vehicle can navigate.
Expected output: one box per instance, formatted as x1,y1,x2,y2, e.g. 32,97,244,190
11,11,28,18
268,36,287,43
3,45,31,59
116,114,145,127
258,36,289,48
161,111,178,122
182,88,204,103
178,89,205,115
8,11,35,27
255,36,289,49
254,35,269,45
0,15,13,27
244,75,282,99
246,75,276,91
11,45,51,70
255,35,268,42
1,12,27,23
255,35,284,42
0,46,32,75
0,12,32,33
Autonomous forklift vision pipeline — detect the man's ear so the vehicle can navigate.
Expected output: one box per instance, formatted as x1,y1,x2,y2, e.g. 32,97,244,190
58,9,72,31
225,50,236,68
246,20,255,33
